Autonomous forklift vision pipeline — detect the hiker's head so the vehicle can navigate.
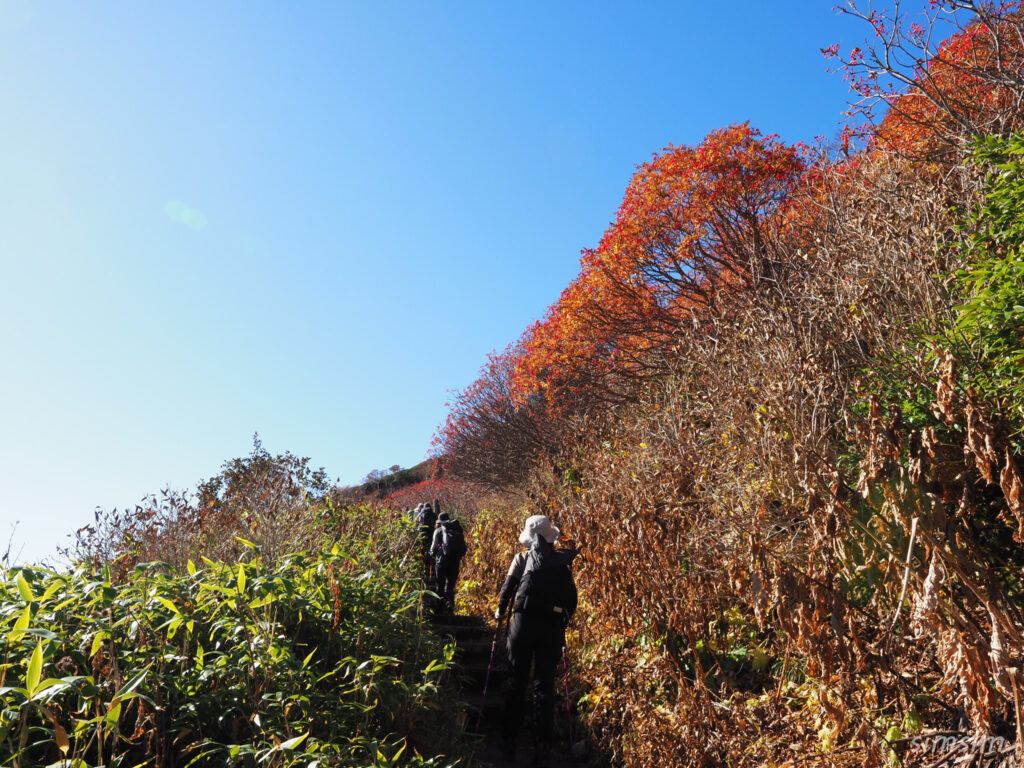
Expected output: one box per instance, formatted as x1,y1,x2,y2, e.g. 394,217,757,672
438,511,451,522
518,515,559,547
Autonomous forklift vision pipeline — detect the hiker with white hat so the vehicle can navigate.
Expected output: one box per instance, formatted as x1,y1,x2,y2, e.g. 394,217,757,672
494,514,578,763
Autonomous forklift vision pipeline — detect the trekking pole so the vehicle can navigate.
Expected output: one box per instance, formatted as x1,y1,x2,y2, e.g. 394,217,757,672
476,613,506,732
562,644,574,746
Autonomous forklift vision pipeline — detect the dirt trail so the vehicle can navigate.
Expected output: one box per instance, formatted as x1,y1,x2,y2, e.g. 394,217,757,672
431,613,592,768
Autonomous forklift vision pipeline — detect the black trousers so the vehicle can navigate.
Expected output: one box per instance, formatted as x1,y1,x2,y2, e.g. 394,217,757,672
502,612,564,745
435,557,460,608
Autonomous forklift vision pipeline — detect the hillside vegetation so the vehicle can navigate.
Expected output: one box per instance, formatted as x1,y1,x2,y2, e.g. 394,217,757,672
435,3,1024,765
12,3,1024,767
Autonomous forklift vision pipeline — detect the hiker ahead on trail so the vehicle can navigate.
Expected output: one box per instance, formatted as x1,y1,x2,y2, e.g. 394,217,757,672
495,514,578,762
413,502,437,574
429,511,467,615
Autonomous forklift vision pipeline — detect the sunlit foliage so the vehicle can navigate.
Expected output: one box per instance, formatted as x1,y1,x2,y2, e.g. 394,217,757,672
0,512,463,768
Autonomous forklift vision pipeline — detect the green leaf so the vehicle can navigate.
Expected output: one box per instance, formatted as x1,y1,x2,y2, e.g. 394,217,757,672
28,677,66,701
422,657,448,675
16,572,33,603
90,631,111,658
26,641,44,695
21,628,58,640
186,560,197,577
277,732,308,751
9,606,30,642
115,665,151,700
237,566,246,595
391,740,407,762
155,596,180,615
41,580,65,602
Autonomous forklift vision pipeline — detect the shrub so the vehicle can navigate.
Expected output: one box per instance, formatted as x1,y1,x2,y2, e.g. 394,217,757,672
69,438,335,575
0,537,463,768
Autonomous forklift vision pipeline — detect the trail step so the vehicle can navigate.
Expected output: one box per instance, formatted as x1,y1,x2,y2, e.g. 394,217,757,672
429,611,591,768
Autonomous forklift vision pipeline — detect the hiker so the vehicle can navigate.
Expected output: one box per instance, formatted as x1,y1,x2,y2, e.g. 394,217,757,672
413,502,437,576
494,514,578,763
429,511,467,615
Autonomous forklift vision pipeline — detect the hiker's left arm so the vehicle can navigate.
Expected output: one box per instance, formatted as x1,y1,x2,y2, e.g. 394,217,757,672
496,552,527,617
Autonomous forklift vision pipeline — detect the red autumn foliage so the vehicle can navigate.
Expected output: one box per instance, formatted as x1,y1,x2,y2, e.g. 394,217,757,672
833,0,1024,157
511,125,804,416
436,126,805,489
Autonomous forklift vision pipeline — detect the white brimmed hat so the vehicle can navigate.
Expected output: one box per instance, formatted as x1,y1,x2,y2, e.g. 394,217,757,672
518,514,559,546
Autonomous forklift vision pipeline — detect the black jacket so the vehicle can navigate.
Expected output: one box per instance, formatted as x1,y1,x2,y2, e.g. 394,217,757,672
498,537,577,620
430,519,465,561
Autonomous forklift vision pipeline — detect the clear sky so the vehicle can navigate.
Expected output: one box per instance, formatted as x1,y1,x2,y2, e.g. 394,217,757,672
1,2,865,564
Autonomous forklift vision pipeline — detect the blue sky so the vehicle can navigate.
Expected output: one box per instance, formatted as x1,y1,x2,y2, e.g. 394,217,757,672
1,2,864,564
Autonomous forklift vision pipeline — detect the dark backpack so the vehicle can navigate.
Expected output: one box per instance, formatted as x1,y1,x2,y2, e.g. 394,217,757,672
415,508,436,539
514,542,576,619
440,520,467,559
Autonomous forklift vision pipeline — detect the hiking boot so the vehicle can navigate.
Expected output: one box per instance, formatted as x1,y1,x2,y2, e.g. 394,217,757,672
532,741,552,767
499,737,516,762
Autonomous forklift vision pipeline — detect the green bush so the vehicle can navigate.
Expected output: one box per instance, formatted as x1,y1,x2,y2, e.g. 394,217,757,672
954,133,1024,423
0,541,461,768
